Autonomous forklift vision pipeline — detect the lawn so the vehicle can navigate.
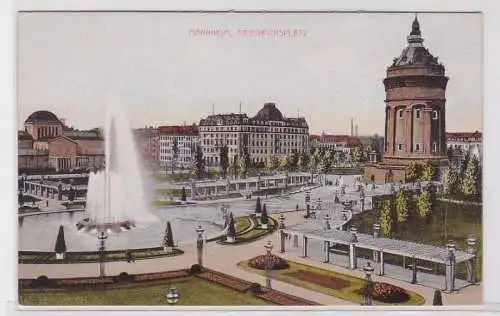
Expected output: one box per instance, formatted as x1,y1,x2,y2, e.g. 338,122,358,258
238,259,424,306
19,276,272,306
350,199,482,280
235,216,251,233
237,217,276,240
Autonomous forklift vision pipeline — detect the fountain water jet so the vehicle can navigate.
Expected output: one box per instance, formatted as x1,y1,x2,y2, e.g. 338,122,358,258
77,95,157,233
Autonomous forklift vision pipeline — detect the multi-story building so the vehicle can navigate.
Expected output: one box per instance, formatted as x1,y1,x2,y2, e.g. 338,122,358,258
158,125,199,169
19,110,104,172
446,131,482,166
309,134,362,154
199,103,309,166
134,127,160,167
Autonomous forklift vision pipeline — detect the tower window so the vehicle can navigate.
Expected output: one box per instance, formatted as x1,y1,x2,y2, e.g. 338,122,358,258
432,111,439,120
415,109,422,119
397,109,404,119
397,144,403,151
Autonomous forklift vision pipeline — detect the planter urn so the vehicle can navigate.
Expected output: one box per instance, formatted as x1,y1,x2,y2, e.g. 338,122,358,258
226,236,235,243
55,252,65,260
261,223,268,229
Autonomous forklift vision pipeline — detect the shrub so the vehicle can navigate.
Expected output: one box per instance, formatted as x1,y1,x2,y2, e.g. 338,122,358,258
366,282,410,303
118,272,132,283
248,254,289,270
190,264,202,274
34,275,51,288
249,282,262,294
433,289,443,305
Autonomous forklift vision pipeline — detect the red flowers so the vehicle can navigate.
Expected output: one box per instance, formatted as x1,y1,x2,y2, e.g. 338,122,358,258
256,290,317,305
248,255,290,270
368,282,410,303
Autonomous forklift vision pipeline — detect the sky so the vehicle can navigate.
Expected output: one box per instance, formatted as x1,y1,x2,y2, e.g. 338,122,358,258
17,12,482,135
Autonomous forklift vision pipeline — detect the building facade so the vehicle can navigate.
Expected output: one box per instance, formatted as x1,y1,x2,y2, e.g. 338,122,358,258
365,16,449,183
134,127,160,168
309,134,362,154
19,110,104,172
446,131,482,166
198,103,309,166
158,125,199,169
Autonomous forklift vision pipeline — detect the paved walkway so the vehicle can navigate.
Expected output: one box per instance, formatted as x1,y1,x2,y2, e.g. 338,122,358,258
17,211,483,305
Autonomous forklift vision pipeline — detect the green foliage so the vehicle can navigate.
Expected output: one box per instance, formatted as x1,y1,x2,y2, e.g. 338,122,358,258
238,151,250,178
319,150,333,174
443,166,460,197
460,155,480,199
420,163,434,181
291,152,300,171
54,225,67,254
163,222,175,247
432,290,443,306
405,163,418,182
219,145,229,179
308,151,319,173
278,156,289,171
180,187,187,201
255,197,262,213
261,204,269,225
227,213,236,238
379,199,394,237
351,146,364,163
416,189,432,218
265,155,278,172
395,189,409,223
192,146,205,179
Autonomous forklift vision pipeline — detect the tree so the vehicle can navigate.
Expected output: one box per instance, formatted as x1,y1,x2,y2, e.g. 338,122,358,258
405,163,418,183
308,150,319,173
172,137,179,175
181,187,187,202
226,212,236,239
299,150,309,172
395,188,409,223
265,155,278,173
443,166,460,198
420,163,435,181
238,150,250,178
433,289,443,305
231,155,239,179
54,225,67,254
352,146,364,163
319,150,333,175
163,221,175,248
379,199,394,237
192,146,205,179
416,189,432,218
220,145,229,179
278,156,289,171
290,152,300,171
255,197,262,213
261,204,269,225
460,154,480,200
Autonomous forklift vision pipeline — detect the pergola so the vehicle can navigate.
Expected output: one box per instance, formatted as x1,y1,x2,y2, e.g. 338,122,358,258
280,222,477,292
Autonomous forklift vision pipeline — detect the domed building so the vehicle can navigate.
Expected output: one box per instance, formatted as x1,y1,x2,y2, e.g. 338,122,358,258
24,110,64,141
365,16,449,183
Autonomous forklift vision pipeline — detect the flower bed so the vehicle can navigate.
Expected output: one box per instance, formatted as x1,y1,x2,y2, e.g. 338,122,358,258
360,282,410,304
196,271,252,292
248,254,289,270
256,290,318,306
284,269,350,290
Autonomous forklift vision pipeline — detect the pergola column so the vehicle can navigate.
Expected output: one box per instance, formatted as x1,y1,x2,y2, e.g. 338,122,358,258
302,235,308,258
323,240,330,263
46,186,49,197
293,234,299,248
23,181,26,193
445,241,457,293
349,227,358,269
373,223,380,263
466,236,477,284
379,251,385,276
411,255,418,284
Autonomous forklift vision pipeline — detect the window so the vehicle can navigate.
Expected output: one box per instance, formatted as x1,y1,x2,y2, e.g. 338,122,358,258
415,109,422,119
397,109,404,119
432,143,438,152
397,144,403,151
414,143,422,152
432,111,439,120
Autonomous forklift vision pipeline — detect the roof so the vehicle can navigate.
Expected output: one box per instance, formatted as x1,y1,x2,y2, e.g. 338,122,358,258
390,16,442,68
310,134,363,147
158,125,199,136
253,103,284,121
446,132,482,140
63,130,103,140
24,110,61,124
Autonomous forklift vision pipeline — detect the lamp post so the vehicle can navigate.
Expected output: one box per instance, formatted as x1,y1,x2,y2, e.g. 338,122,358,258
324,213,331,230
196,225,205,267
264,240,274,290
278,214,285,253
363,262,374,306
166,286,180,305
97,230,108,278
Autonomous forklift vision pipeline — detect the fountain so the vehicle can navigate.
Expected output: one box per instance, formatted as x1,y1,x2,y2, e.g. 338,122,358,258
77,96,158,233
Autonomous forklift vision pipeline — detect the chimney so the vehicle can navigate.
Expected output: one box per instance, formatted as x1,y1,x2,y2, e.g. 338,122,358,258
355,124,358,137
350,118,354,137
